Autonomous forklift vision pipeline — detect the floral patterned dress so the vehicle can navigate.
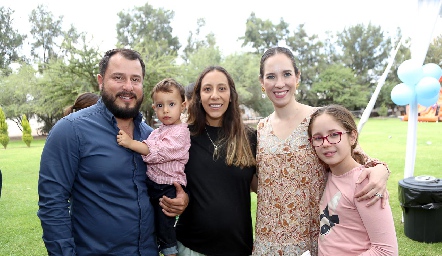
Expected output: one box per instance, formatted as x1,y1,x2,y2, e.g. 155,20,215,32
253,110,327,256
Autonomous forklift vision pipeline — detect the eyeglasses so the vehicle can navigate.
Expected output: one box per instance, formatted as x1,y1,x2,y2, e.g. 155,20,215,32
309,131,349,147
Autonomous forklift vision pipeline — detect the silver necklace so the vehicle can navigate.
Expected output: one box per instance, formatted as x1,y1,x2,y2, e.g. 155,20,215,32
205,127,220,159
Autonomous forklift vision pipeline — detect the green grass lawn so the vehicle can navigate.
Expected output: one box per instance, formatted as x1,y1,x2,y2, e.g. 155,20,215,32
1,118,442,255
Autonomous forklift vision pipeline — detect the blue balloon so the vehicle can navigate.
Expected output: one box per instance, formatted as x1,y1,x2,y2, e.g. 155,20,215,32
418,94,439,107
415,77,441,99
422,63,442,80
397,59,424,85
391,83,415,106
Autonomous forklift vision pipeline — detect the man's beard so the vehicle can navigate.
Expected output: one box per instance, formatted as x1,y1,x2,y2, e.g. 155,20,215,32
101,84,144,119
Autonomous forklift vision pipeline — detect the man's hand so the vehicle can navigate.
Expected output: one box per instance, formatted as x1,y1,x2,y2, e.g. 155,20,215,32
159,182,189,217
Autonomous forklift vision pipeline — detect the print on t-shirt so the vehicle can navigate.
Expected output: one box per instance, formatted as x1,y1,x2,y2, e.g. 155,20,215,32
320,192,340,236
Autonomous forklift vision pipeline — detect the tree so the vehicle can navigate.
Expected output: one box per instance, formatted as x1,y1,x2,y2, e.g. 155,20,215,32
31,54,100,134
285,24,327,106
21,114,33,147
376,30,410,111
24,27,101,134
0,107,9,149
0,7,26,72
29,5,64,67
322,31,341,65
131,41,181,126
178,46,223,86
0,64,37,131
58,30,102,92
376,80,396,111
116,3,180,57
223,52,273,117
311,64,370,110
425,35,442,65
114,3,185,125
240,12,290,53
336,23,391,85
17,33,101,135
181,18,217,63
378,103,388,117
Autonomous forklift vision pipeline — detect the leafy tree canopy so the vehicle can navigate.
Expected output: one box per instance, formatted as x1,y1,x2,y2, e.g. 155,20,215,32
0,7,26,72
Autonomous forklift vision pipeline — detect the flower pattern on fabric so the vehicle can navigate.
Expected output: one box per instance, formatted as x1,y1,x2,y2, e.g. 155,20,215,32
253,110,327,256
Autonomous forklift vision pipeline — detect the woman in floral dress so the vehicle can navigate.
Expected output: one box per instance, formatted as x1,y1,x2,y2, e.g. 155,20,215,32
252,46,390,256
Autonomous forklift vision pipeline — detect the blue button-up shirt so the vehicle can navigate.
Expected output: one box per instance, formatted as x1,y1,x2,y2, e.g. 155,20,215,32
38,99,158,255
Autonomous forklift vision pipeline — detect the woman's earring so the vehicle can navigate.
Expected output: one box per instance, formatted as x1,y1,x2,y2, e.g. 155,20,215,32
261,87,266,99
295,82,300,95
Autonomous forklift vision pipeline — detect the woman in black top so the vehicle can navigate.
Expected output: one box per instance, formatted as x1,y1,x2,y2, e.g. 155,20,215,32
162,66,257,256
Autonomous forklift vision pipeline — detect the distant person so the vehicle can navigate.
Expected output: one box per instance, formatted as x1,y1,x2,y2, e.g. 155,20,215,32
0,169,2,198
38,49,188,255
184,82,195,107
63,92,99,116
308,104,398,255
117,78,190,256
180,82,195,123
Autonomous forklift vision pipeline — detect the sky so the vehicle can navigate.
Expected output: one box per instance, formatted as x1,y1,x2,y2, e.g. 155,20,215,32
3,0,442,57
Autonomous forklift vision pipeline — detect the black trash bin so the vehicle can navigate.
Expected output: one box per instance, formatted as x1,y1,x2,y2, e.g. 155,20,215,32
398,175,442,243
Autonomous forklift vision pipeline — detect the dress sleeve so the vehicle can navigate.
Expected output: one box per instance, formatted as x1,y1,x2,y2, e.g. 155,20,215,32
37,119,78,255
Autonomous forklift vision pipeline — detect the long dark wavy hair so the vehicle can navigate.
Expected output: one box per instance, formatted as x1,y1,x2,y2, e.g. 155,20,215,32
187,66,256,168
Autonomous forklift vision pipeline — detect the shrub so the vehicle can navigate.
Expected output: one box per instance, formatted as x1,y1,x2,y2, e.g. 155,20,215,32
0,107,9,149
21,114,33,147
378,104,388,117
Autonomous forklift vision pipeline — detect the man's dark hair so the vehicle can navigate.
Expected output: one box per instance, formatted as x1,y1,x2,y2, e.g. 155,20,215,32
99,49,146,78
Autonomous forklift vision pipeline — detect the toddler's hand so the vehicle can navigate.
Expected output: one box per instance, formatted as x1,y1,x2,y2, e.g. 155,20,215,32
117,130,130,148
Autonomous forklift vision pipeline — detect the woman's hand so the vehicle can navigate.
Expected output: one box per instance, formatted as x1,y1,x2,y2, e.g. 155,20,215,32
354,164,390,207
159,182,189,217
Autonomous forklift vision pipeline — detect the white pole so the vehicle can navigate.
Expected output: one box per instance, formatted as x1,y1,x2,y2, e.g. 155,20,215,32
357,38,403,133
404,0,442,178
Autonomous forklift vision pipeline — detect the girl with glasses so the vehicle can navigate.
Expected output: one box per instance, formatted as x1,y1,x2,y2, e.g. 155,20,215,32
308,104,398,256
